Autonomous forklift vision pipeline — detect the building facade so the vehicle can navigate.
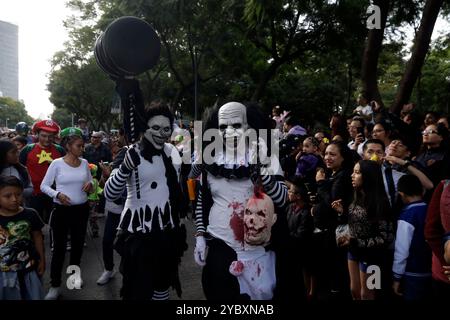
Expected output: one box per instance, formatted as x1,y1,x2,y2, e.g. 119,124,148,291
0,20,19,100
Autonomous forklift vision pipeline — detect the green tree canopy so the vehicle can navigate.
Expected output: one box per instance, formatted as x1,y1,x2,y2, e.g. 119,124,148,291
0,97,34,130
47,0,450,130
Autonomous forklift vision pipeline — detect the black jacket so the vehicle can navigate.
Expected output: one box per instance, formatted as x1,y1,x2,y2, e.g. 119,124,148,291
312,167,353,231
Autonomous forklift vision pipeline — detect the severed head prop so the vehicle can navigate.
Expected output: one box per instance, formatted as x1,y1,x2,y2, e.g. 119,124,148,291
243,191,277,246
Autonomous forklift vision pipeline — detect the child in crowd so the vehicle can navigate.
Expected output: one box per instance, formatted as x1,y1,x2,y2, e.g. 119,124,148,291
0,176,45,300
295,137,324,186
87,163,102,238
286,180,315,300
392,175,431,300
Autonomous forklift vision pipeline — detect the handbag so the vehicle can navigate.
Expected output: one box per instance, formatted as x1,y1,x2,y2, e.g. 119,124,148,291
335,224,350,246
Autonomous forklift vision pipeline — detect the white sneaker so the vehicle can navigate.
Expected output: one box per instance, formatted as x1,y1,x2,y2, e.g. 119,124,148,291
44,287,61,300
96,270,115,285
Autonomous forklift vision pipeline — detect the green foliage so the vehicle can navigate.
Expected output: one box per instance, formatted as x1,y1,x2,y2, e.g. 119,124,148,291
46,0,449,131
48,56,116,131
0,97,34,129
51,107,73,129
412,34,450,113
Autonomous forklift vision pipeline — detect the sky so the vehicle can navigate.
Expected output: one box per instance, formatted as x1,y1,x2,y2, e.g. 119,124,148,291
0,0,73,119
0,1,449,120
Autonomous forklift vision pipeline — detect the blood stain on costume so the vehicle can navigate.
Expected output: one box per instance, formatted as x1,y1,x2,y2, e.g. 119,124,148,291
229,201,245,242
233,261,244,274
151,182,158,189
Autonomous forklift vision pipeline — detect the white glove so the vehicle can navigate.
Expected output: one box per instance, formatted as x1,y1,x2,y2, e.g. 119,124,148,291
194,235,207,267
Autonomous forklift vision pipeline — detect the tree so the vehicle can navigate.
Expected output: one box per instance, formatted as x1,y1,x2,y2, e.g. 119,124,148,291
51,107,73,129
390,0,445,114
360,0,391,106
47,0,449,130
48,56,117,132
0,97,34,129
411,34,450,113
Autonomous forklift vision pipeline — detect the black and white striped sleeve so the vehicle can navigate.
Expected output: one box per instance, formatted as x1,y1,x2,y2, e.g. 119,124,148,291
261,174,288,207
104,168,128,201
194,189,206,233
188,164,202,179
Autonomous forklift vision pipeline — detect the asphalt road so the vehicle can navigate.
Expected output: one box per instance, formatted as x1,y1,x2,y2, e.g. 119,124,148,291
41,215,205,300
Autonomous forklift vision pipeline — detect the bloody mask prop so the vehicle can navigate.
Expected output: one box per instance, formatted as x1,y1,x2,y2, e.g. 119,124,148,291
244,191,276,246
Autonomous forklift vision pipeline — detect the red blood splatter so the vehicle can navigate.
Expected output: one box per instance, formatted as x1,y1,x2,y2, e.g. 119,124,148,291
247,190,266,209
229,201,244,242
253,186,265,199
233,261,244,274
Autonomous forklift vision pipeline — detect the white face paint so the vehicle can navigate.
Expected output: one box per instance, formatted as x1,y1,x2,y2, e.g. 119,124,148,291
218,102,248,144
144,115,172,150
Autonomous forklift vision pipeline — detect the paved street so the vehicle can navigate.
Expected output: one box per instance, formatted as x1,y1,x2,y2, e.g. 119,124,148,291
41,216,205,300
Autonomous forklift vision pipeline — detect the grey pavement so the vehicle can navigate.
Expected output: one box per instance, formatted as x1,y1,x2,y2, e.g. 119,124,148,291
42,215,205,300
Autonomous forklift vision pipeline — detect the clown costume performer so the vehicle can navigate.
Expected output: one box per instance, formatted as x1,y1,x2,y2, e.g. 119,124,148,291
192,101,289,300
104,102,187,300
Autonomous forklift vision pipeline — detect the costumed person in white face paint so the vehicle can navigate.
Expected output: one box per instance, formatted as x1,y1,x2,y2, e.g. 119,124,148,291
104,101,187,300
191,101,290,300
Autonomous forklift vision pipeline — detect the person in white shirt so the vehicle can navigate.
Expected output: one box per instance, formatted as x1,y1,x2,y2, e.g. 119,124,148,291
353,93,373,123
347,117,367,158
41,128,93,300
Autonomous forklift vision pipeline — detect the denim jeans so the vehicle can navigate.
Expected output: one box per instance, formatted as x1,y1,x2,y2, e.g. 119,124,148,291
102,212,121,271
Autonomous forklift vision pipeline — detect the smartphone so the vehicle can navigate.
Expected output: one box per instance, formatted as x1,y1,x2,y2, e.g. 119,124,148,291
304,182,313,194
357,126,365,138
304,182,318,204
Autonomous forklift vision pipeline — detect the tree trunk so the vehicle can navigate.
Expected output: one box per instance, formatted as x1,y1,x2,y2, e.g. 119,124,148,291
416,70,422,110
390,0,444,114
251,61,281,101
346,62,353,109
360,0,390,107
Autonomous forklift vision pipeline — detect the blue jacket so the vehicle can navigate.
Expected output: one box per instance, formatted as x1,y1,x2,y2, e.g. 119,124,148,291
393,201,432,280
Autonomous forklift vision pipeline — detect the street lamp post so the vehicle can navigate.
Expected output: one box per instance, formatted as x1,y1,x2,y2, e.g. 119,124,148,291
193,46,198,121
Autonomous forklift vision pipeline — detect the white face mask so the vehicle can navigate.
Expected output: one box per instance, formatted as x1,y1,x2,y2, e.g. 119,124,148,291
144,115,172,150
218,102,248,146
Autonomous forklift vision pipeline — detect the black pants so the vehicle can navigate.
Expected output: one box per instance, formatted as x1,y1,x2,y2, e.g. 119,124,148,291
432,279,450,299
102,212,121,271
118,230,179,300
29,193,53,223
49,202,90,287
202,238,243,301
310,231,350,300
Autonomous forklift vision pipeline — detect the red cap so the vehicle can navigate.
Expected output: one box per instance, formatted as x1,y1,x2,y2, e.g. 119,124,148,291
32,119,61,134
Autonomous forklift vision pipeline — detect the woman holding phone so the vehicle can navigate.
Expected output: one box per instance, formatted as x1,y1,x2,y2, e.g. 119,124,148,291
311,141,355,300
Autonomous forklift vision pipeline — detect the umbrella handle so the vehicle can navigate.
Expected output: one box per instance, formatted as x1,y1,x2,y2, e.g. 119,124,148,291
128,95,141,200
